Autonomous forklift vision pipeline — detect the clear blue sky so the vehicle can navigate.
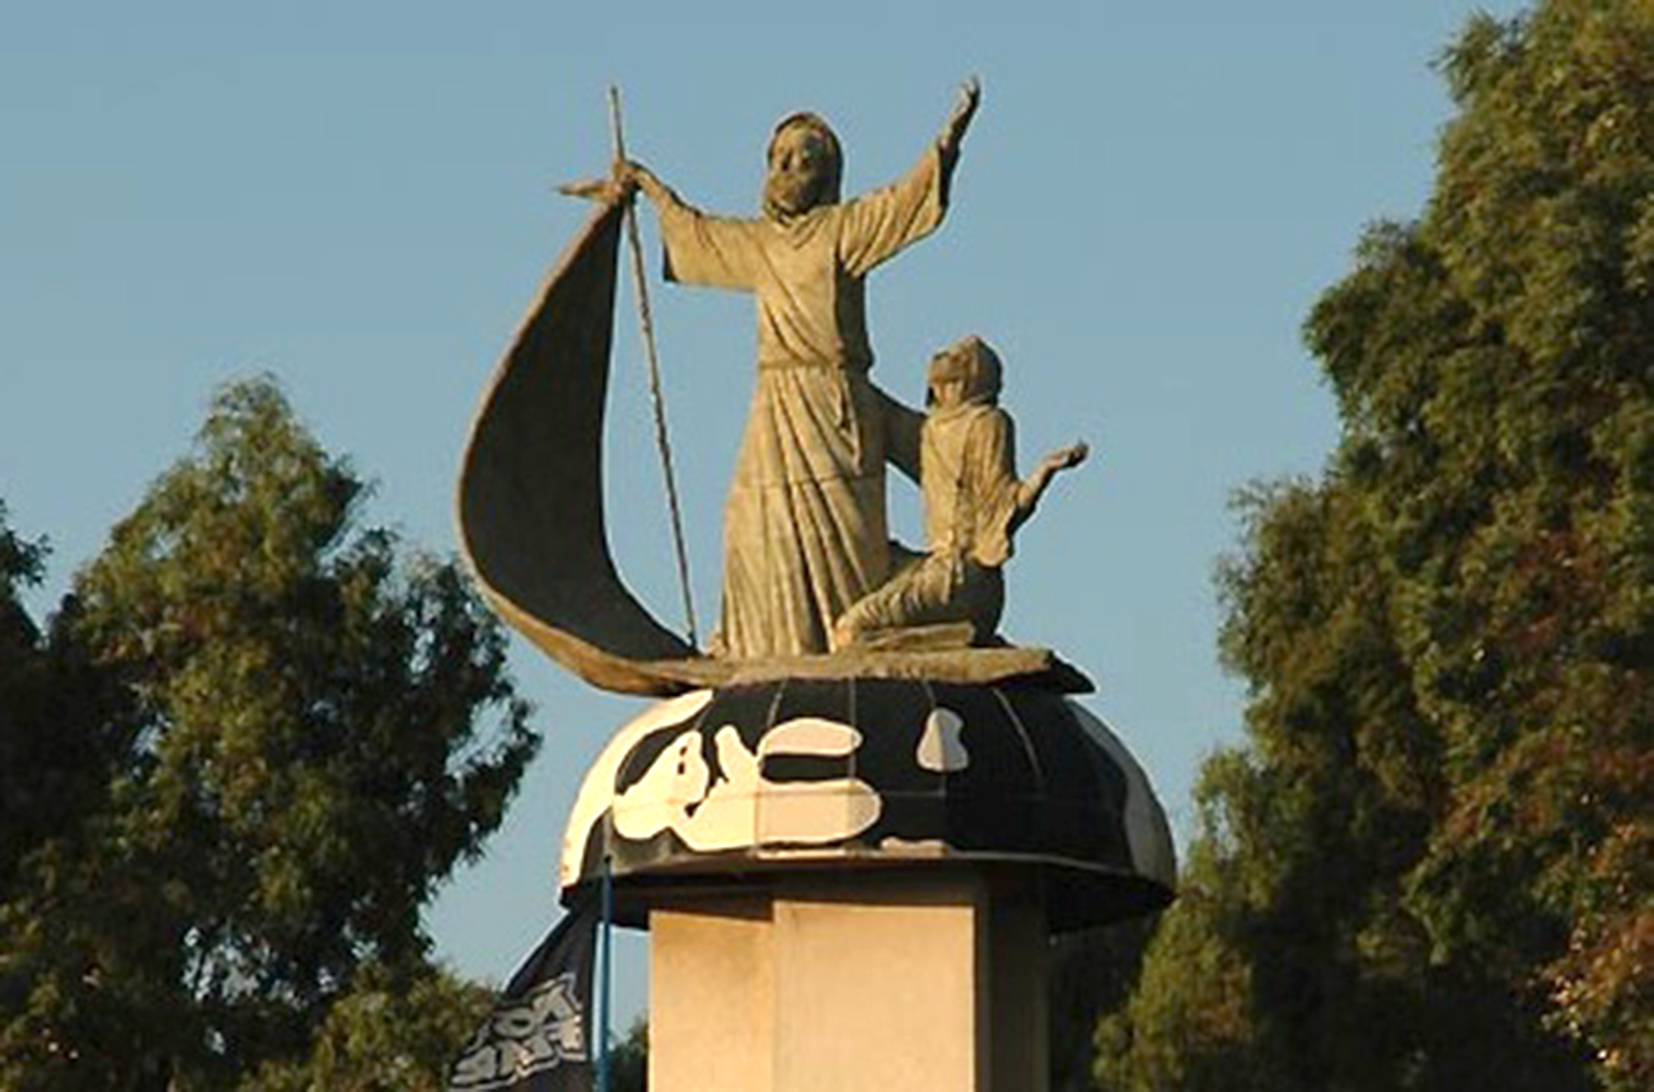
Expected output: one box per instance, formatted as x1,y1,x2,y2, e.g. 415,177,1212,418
1,1,1524,1023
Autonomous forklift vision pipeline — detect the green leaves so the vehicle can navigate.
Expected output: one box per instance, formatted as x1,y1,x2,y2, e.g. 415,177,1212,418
1099,3,1654,1089
0,377,538,1087
239,963,493,1092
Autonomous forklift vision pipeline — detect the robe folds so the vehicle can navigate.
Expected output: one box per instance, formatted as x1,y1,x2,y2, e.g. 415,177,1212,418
656,145,953,658
833,403,1023,644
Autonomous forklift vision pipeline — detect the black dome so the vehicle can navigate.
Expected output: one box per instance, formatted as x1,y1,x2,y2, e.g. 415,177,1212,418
561,679,1175,931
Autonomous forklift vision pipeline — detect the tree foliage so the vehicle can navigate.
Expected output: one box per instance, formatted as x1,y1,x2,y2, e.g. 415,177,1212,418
1048,919,1154,1090
240,963,493,1091
608,1018,649,1092
1099,3,1653,1089
0,379,539,1088
0,507,128,902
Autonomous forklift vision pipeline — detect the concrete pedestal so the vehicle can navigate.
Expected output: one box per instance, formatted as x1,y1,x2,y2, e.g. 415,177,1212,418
648,870,1047,1092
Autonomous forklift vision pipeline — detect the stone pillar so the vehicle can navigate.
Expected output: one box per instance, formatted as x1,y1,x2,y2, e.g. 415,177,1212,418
648,869,1046,1092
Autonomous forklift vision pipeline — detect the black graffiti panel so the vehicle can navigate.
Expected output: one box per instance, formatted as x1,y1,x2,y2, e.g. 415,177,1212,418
587,679,1142,882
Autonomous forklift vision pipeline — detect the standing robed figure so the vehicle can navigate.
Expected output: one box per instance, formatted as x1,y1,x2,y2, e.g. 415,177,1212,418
624,80,980,659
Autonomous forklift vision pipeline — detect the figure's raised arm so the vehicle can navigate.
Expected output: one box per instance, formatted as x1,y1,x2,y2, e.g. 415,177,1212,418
838,80,981,276
618,158,761,292
875,385,924,485
1014,441,1089,522
616,159,678,212
939,76,981,161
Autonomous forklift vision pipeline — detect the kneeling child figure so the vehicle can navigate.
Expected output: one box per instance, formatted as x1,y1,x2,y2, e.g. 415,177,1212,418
831,335,1087,651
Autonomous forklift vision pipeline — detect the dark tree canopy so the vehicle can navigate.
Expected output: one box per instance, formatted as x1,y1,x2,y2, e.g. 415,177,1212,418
1098,3,1653,1090
0,507,128,900
239,963,494,1091
1,505,59,883
0,379,539,1088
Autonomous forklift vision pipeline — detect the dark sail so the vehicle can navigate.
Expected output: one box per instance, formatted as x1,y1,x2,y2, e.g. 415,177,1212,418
458,191,701,695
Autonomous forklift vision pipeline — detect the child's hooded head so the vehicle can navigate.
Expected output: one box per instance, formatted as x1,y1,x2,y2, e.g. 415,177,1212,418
927,335,1003,408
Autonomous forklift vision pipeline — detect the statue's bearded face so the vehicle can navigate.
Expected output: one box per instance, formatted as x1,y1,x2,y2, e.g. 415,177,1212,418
764,125,832,216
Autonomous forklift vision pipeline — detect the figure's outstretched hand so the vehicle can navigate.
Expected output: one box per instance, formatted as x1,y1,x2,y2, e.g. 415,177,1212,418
612,157,640,198
942,76,981,150
613,158,670,207
1046,441,1090,472
1016,438,1089,518
557,177,613,201
559,159,655,203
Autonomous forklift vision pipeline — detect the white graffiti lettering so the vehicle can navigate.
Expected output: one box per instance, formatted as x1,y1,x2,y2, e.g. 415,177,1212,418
450,972,586,1090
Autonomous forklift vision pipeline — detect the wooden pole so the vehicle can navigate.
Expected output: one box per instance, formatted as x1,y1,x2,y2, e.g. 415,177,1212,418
609,85,700,648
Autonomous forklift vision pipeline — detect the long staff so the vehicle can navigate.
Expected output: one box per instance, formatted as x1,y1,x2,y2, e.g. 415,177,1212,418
609,86,700,647
595,855,613,1092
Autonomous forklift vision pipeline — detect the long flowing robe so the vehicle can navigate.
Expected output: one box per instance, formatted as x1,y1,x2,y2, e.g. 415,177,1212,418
656,145,953,658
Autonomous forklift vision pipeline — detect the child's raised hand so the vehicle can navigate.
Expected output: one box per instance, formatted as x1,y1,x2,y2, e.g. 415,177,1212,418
1048,441,1089,471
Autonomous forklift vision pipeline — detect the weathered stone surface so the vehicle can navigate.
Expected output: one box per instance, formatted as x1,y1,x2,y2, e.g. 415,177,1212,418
646,645,1094,694
647,873,1044,1092
624,81,981,659
832,335,1089,651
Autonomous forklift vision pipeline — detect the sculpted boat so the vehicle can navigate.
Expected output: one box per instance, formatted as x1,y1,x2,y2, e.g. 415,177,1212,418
457,191,705,695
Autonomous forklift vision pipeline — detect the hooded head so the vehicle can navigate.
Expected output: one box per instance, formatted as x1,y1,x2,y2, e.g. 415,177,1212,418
927,335,1004,409
763,112,843,219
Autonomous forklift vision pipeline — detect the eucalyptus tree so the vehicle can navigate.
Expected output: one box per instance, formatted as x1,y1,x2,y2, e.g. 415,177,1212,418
1098,3,1654,1088
0,379,538,1088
